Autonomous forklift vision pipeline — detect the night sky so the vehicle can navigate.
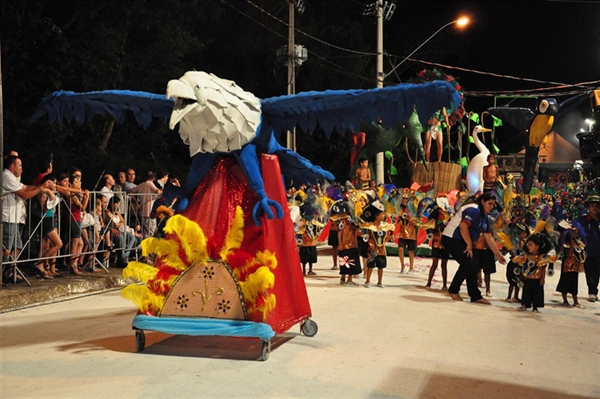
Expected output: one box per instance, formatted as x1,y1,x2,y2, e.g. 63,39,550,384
366,0,600,152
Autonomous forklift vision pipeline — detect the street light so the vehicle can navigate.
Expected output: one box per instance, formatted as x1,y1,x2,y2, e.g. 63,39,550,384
385,16,470,79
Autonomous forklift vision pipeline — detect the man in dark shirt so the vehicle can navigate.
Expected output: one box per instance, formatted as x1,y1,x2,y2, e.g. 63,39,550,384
576,195,600,302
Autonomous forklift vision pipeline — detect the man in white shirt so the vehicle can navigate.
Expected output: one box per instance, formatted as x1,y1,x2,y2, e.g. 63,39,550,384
2,156,51,278
99,173,115,201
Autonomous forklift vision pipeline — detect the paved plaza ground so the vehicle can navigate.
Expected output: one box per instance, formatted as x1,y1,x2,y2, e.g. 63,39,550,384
0,250,599,398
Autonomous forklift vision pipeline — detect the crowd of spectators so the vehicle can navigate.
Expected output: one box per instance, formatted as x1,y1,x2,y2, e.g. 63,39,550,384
1,150,176,285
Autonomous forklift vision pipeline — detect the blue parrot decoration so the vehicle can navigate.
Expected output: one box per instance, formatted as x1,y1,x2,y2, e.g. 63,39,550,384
32,71,461,225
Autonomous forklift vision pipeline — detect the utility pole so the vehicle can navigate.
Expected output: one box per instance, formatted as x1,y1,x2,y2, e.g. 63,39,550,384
375,0,384,184
286,0,296,151
278,1,306,152
365,0,395,184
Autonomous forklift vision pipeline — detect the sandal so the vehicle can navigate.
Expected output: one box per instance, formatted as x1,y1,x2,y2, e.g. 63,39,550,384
36,268,53,280
573,304,584,309
561,302,571,307
2,268,23,283
69,264,82,275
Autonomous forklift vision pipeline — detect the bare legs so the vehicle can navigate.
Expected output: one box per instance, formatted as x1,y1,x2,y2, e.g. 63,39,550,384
399,248,415,273
425,258,448,290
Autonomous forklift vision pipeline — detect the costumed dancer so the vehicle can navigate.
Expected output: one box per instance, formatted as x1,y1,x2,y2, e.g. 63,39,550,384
474,218,498,297
556,225,587,309
297,189,325,276
395,189,418,274
503,222,530,303
361,200,394,288
425,198,451,290
513,233,557,313
331,200,362,286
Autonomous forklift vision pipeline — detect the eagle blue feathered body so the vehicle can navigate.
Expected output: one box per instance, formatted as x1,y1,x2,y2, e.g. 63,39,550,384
32,71,461,225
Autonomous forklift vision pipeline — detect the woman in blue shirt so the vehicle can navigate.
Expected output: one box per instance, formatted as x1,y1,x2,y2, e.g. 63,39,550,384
442,192,507,303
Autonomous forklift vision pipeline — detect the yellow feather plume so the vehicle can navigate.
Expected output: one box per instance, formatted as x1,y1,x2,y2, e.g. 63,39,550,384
121,284,166,313
143,238,188,271
163,215,209,264
220,206,245,260
254,250,278,270
534,220,546,233
149,274,179,294
238,266,275,304
122,261,158,282
496,231,513,252
247,293,277,321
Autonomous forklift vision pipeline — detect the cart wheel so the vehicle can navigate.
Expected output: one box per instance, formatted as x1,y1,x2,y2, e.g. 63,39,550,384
135,330,146,352
301,318,318,337
260,341,271,361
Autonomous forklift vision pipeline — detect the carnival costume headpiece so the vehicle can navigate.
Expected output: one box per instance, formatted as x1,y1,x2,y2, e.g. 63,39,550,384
584,194,600,206
361,200,385,223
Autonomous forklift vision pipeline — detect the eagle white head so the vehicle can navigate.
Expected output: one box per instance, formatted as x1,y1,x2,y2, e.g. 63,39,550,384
166,71,262,156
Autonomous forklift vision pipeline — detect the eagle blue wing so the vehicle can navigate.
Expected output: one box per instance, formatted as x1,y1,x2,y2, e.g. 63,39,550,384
31,90,173,130
259,80,461,140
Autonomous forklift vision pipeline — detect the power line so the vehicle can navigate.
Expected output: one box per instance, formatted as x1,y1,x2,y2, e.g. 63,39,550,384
230,1,598,98
244,0,377,56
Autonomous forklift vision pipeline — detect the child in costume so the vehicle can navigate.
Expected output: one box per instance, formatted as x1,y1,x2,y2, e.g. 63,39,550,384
514,233,557,312
361,200,394,288
425,201,450,290
395,189,418,274
331,200,362,285
556,226,587,308
504,222,530,303
297,197,325,276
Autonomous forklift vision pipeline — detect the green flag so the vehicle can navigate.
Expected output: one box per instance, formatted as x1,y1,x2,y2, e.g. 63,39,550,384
492,115,503,127
469,136,474,143
458,157,469,167
493,144,500,154
469,113,480,123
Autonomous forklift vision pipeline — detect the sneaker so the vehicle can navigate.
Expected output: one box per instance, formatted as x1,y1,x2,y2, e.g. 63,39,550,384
363,282,370,288
331,265,339,270
588,295,596,302
376,283,385,288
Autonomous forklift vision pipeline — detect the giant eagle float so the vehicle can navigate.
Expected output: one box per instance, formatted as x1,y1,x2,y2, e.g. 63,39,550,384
32,71,461,344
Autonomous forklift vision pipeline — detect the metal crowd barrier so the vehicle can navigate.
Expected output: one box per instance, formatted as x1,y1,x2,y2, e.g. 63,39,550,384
1,189,161,288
